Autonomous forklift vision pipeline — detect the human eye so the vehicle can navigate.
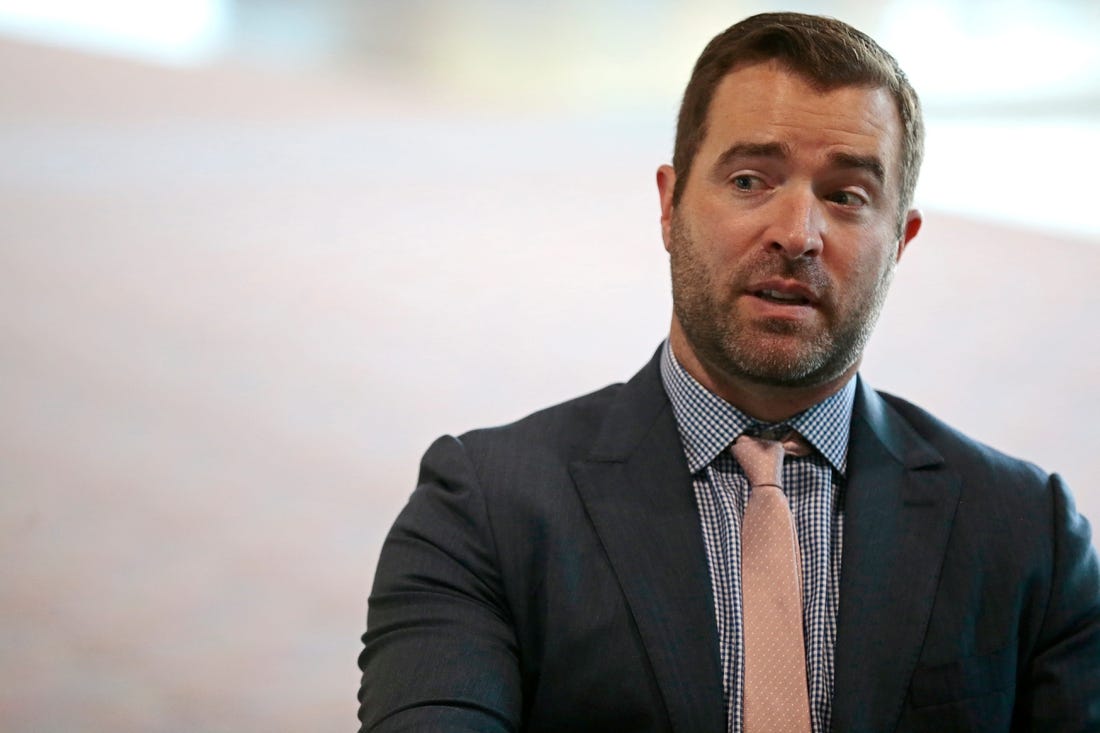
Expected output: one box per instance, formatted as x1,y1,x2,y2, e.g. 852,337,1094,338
826,189,868,208
730,174,765,192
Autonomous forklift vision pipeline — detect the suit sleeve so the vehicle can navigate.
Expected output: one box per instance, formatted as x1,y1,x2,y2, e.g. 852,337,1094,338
1015,474,1100,731
358,435,522,732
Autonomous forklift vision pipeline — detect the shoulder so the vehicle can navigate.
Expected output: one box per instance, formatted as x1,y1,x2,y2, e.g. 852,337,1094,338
404,379,631,542
447,380,626,475
413,378,634,504
869,389,1097,602
873,388,1051,491
447,347,669,469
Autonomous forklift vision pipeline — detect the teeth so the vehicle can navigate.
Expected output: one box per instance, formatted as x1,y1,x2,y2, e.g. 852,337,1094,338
760,289,804,302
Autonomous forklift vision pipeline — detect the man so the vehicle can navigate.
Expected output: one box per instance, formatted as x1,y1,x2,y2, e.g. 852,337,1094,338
359,12,1100,733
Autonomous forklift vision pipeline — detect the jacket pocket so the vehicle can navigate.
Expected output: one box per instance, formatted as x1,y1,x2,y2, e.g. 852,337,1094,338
909,646,1014,707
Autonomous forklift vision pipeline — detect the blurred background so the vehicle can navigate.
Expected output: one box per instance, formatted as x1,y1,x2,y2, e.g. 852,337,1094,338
1,1,1097,730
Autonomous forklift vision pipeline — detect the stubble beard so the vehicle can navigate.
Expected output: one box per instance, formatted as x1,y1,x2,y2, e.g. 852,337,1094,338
668,214,896,390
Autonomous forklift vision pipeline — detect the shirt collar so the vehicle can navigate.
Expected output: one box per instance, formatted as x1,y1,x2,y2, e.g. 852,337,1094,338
659,340,855,475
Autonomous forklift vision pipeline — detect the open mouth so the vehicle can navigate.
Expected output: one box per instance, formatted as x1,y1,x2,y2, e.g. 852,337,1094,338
754,289,812,306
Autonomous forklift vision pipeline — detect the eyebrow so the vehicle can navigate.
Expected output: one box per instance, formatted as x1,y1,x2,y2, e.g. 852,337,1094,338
712,142,886,187
829,151,885,186
713,142,789,171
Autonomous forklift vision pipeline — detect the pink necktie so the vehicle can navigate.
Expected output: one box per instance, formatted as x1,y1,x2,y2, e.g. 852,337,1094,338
733,431,813,733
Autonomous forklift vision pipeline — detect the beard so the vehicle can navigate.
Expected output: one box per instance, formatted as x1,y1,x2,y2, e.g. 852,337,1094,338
668,213,896,390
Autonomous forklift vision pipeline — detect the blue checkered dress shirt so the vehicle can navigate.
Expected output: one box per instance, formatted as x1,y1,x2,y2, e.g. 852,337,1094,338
659,340,855,733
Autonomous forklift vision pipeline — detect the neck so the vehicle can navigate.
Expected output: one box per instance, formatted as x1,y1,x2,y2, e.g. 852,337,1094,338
667,327,858,423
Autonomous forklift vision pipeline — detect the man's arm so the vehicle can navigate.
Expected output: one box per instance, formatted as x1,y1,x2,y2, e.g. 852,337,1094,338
1015,473,1100,730
358,435,522,732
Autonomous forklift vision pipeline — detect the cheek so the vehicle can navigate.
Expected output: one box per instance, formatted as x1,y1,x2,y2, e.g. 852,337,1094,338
693,214,754,268
831,226,899,272
678,215,734,269
692,190,749,232
835,246,897,299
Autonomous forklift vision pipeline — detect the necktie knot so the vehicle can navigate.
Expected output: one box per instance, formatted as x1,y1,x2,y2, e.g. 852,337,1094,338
732,428,811,488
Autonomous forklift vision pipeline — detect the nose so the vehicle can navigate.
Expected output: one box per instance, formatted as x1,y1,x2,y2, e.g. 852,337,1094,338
768,189,825,259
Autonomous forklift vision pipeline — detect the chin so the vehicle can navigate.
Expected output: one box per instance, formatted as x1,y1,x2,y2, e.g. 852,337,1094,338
723,340,853,390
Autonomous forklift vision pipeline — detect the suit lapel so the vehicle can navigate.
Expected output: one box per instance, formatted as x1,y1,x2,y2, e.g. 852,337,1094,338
831,380,961,733
570,355,724,733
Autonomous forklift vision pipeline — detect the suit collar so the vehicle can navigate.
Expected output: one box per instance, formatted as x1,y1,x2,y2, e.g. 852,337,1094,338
572,349,725,733
589,360,945,470
852,376,944,470
831,379,961,732
586,347,671,462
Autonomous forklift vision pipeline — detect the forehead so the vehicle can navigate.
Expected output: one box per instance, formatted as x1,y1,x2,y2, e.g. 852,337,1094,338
701,61,902,178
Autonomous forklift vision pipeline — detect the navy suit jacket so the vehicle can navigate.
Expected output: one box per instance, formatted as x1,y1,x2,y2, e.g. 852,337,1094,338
359,350,1100,732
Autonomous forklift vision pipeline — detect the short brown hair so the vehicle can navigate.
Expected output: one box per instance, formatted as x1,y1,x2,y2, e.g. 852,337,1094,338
672,12,923,230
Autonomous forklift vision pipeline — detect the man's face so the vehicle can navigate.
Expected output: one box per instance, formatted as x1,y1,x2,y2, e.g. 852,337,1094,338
658,61,921,397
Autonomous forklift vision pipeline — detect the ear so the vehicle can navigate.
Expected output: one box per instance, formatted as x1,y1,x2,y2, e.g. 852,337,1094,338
896,208,922,262
656,164,677,252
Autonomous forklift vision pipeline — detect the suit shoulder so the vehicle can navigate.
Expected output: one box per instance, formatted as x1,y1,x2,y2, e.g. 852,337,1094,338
876,390,1049,486
455,380,626,463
